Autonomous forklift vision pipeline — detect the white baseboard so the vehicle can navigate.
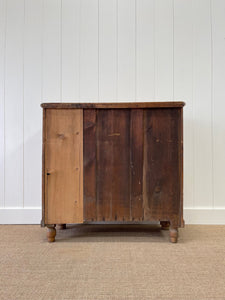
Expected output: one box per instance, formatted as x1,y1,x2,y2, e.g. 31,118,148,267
0,207,225,225
0,207,42,225
184,208,225,224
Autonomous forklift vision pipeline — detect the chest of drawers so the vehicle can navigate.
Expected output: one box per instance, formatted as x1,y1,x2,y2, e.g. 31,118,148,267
41,102,185,243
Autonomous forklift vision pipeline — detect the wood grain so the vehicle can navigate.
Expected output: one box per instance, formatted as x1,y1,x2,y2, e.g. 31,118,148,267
111,109,130,221
41,108,46,227
83,108,145,222
42,105,184,242
83,109,97,221
41,102,185,109
143,108,180,226
130,109,144,221
45,108,83,224
96,109,114,221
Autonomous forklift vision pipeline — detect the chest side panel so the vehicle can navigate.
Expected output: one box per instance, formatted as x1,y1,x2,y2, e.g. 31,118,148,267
45,109,83,224
143,108,181,224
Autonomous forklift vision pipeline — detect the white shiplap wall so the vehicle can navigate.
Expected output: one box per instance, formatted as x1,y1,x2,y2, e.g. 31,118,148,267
0,0,225,224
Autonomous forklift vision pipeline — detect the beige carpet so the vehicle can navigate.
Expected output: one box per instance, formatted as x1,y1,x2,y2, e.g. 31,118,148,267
0,224,225,300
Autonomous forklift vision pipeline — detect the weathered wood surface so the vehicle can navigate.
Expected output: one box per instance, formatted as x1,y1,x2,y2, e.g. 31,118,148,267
143,108,181,226
83,107,182,225
83,109,97,221
45,109,83,224
130,109,144,221
41,102,185,109
42,103,184,243
110,109,130,221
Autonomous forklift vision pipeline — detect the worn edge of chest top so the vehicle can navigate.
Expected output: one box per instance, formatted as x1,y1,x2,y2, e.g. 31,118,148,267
41,101,185,243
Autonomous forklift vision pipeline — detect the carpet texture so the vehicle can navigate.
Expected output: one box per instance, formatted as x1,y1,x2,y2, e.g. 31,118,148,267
0,224,225,300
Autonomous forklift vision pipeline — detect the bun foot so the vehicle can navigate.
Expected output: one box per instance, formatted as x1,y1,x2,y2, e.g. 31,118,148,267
47,226,56,242
160,221,170,230
169,228,178,243
57,224,66,230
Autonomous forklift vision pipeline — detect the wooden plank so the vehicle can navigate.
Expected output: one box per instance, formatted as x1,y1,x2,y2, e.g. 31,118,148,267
99,0,117,101
96,110,113,221
211,0,225,208
192,0,213,207
80,0,98,101
61,0,80,101
43,0,61,102
4,0,24,207
174,0,194,208
136,0,155,100
117,0,136,101
41,102,185,109
24,0,42,207
155,0,173,99
143,108,180,225
83,109,97,221
130,109,144,220
45,109,83,224
111,109,130,221
0,0,6,207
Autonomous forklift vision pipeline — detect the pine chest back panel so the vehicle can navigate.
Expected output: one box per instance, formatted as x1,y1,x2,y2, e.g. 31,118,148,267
41,102,185,243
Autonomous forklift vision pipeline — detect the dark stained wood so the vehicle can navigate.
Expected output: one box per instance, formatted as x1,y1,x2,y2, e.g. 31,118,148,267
41,102,185,109
56,224,66,230
83,109,97,221
179,108,184,227
111,109,130,221
96,110,114,221
143,108,180,227
130,109,144,221
160,221,170,230
42,103,184,243
84,109,145,222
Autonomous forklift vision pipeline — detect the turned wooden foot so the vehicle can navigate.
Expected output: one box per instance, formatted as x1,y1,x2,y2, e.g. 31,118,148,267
160,221,170,230
57,224,66,230
169,227,178,243
47,226,56,242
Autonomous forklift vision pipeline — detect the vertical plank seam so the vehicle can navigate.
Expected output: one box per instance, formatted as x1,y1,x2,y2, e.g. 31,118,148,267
142,109,146,220
111,110,113,220
98,0,100,102
153,0,156,100
134,0,137,102
60,0,62,102
41,0,44,103
22,0,25,207
41,1,44,221
80,109,83,222
95,109,97,221
83,110,85,220
129,110,132,220
142,108,144,220
78,0,81,101
96,109,99,220
3,0,7,208
210,0,214,208
116,0,118,102
172,0,174,100
192,0,195,208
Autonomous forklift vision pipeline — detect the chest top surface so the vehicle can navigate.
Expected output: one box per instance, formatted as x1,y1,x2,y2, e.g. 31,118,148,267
41,101,185,109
